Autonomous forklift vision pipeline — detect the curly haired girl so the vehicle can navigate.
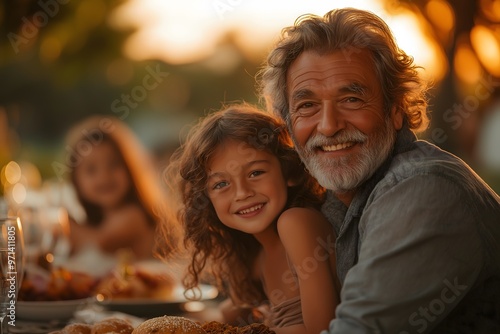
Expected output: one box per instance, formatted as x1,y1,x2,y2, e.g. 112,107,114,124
163,104,339,333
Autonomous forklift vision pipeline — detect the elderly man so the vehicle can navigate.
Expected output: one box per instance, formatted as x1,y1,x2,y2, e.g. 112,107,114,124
259,7,500,333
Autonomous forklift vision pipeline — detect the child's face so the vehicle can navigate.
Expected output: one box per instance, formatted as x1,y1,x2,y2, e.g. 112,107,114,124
206,139,290,235
73,141,131,210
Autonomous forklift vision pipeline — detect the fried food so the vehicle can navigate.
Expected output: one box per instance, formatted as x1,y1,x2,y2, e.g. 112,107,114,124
201,321,276,334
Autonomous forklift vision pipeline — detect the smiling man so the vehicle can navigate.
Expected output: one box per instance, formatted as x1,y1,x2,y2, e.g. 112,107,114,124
258,7,500,333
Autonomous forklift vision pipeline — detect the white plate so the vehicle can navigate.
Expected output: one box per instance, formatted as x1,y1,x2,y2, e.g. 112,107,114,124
97,284,218,317
17,297,96,321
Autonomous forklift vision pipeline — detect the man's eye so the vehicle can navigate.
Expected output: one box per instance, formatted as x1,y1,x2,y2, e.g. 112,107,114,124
341,97,364,109
292,102,318,116
299,102,314,109
346,97,361,102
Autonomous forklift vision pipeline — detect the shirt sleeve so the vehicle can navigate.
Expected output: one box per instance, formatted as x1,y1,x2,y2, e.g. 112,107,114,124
324,174,485,334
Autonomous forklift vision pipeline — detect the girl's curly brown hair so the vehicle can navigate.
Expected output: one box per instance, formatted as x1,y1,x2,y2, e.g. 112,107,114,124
163,103,324,306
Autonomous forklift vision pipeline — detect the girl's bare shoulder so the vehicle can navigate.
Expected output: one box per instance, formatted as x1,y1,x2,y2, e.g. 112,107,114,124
277,207,331,236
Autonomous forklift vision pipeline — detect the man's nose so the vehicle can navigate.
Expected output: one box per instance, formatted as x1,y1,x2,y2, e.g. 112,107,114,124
317,101,346,137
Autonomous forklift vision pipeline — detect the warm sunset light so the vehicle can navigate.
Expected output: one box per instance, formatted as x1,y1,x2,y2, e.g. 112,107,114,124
425,0,454,33
2,161,21,185
454,42,482,84
480,0,500,22
108,0,224,64
386,8,448,81
470,25,500,77
108,0,446,81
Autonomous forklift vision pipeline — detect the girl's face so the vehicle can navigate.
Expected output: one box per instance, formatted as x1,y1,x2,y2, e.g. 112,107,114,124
206,139,290,235
74,141,131,210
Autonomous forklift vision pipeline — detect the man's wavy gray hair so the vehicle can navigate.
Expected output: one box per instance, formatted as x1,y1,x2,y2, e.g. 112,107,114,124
257,7,429,133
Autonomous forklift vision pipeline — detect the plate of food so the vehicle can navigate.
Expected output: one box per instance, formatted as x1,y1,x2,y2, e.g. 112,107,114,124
17,266,99,321
96,284,219,317
93,260,218,317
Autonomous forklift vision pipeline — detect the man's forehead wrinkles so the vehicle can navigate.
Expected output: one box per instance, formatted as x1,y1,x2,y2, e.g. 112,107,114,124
289,70,342,90
289,68,323,85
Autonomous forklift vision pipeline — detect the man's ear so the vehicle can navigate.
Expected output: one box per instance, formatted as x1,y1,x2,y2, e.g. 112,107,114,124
287,179,297,187
391,105,404,130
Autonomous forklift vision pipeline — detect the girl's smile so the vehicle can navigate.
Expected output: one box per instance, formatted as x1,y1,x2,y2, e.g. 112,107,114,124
206,139,290,235
235,203,265,216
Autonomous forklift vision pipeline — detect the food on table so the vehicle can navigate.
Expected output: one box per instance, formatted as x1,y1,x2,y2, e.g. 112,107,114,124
19,266,97,301
48,322,92,334
201,321,235,333
94,265,176,300
49,318,133,334
51,317,277,334
201,321,276,334
131,316,206,334
92,318,135,334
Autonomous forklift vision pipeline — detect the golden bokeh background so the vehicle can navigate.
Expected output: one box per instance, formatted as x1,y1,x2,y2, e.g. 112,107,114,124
1,0,500,200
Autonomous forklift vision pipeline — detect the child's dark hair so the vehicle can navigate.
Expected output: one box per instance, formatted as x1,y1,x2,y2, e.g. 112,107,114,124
165,103,325,305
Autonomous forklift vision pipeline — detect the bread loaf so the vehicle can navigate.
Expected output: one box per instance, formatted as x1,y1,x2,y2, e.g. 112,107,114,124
131,316,206,334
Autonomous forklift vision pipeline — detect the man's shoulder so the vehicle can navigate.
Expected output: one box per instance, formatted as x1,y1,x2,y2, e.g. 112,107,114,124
375,139,500,208
387,140,475,182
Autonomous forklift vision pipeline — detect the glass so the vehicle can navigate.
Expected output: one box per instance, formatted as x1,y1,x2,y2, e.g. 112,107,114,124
0,217,25,334
19,206,70,270
38,207,70,268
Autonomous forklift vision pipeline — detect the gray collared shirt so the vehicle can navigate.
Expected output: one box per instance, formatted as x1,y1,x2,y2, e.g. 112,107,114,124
322,127,500,333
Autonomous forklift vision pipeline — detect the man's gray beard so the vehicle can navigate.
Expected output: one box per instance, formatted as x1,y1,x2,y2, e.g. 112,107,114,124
292,117,397,193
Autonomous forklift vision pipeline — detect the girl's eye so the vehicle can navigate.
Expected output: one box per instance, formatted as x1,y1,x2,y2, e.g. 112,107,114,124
213,181,229,190
249,170,265,178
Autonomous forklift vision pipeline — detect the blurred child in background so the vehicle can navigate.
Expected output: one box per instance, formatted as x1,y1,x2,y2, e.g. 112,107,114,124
65,115,178,261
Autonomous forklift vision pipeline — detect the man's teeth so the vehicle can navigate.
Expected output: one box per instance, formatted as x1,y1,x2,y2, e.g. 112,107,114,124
238,204,263,214
322,142,355,152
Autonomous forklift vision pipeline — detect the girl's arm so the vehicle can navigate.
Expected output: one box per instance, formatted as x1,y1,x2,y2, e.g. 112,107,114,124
276,207,339,334
219,297,267,326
